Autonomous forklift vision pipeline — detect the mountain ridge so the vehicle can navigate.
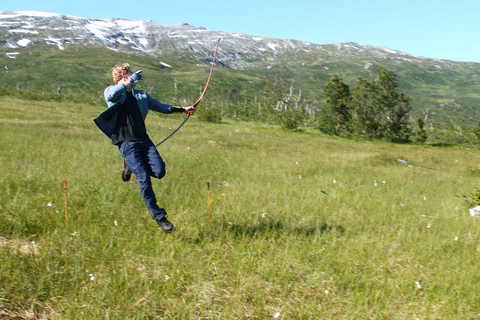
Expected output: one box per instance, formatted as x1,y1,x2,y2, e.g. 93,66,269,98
1,10,463,68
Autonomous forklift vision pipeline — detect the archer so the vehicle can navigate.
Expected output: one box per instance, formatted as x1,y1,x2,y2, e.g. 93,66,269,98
94,63,195,233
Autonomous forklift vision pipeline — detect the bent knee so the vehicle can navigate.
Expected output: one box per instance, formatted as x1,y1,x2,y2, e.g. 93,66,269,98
153,168,166,179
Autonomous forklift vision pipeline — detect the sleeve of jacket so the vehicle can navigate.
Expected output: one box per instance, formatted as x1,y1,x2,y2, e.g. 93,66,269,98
146,92,173,114
104,83,127,106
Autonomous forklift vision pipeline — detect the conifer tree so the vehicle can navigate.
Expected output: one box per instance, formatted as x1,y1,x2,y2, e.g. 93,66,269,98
376,67,411,142
319,75,352,136
351,76,381,139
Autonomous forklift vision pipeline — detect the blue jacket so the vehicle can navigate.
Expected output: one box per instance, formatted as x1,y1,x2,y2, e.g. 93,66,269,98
94,83,173,139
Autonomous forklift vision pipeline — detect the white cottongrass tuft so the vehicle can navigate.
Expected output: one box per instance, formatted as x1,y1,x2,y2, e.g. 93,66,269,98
469,206,480,216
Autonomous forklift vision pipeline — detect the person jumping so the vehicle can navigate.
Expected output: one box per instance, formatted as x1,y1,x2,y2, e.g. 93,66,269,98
94,63,195,233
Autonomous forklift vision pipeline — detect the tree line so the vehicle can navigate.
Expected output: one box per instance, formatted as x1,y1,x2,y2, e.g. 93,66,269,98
2,66,480,146
200,66,478,146
317,67,419,143
197,67,426,143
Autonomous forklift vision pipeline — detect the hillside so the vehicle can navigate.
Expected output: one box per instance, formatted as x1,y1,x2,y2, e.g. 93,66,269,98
1,10,480,123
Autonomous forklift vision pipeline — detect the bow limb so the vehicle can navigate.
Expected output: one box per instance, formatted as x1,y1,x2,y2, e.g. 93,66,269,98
192,38,221,109
155,38,221,147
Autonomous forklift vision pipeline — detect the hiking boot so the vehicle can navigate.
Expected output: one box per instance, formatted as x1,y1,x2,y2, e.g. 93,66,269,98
156,217,175,233
122,160,132,182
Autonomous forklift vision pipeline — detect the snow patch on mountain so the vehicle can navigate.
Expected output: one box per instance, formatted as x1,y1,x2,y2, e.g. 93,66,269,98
17,39,31,47
84,23,109,41
0,11,60,19
114,19,146,33
5,52,20,59
267,43,278,51
9,29,39,34
45,38,66,50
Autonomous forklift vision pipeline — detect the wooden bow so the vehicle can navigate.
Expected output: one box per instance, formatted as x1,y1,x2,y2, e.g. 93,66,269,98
155,38,221,147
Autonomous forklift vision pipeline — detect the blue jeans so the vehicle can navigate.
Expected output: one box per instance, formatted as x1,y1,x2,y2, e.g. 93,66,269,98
119,141,166,221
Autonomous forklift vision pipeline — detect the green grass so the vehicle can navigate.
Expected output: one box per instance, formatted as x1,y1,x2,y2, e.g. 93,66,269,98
1,97,480,319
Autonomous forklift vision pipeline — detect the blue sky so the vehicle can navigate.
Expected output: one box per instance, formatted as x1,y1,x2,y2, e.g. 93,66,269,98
3,0,480,62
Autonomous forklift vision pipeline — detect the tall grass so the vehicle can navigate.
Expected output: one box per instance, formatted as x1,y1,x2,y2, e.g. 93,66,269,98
1,97,480,319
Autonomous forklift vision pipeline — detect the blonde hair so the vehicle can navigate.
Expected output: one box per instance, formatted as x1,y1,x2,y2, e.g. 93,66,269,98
112,63,131,84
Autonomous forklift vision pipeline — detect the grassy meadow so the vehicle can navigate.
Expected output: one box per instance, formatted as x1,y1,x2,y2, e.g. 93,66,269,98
1,97,480,319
